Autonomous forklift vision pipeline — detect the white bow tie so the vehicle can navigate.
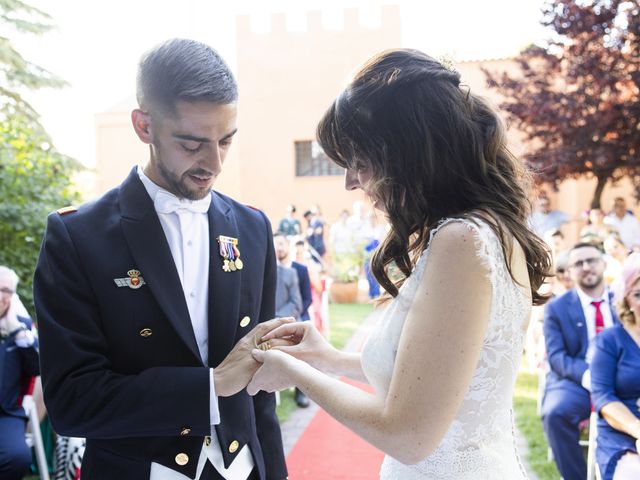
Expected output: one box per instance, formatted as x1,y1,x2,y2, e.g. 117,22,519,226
154,189,211,214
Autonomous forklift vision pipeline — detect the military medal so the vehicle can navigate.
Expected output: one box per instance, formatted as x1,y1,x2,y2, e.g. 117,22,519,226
217,235,243,272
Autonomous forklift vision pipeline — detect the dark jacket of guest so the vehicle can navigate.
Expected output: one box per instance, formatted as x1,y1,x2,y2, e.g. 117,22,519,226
291,261,312,320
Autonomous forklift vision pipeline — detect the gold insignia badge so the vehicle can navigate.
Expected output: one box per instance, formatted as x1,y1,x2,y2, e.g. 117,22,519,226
114,269,146,289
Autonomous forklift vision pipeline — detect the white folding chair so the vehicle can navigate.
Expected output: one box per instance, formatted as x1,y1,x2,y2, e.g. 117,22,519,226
23,394,50,480
586,410,601,480
537,362,546,417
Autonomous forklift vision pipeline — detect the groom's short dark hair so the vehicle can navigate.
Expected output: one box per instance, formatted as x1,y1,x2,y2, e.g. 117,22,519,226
136,38,238,115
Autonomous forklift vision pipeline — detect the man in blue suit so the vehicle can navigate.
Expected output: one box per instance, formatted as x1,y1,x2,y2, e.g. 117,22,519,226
34,39,288,480
543,242,618,480
0,266,39,480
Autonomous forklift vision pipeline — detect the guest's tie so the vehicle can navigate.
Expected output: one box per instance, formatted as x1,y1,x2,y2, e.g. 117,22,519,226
154,189,211,214
591,300,605,334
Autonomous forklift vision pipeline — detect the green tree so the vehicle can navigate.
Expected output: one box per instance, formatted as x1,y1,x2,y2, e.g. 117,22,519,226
0,114,79,315
0,0,66,122
0,0,79,316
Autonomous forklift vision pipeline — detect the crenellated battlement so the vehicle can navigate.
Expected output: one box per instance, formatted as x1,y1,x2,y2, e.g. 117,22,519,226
236,5,400,36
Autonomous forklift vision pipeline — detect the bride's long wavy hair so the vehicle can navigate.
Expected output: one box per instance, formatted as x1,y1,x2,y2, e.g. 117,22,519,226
317,49,552,305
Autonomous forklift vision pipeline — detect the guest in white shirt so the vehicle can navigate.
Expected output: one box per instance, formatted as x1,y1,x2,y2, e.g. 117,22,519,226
604,197,640,251
529,196,570,238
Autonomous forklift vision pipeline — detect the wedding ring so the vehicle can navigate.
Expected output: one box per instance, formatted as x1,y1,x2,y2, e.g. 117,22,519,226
258,341,272,351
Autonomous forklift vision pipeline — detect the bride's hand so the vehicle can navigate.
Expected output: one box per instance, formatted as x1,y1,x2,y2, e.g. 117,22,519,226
214,317,296,397
259,321,337,372
246,349,302,396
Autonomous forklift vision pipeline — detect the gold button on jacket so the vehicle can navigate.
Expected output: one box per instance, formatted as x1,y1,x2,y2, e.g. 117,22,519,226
180,427,191,436
175,453,189,466
239,316,250,328
228,440,239,453
205,436,211,446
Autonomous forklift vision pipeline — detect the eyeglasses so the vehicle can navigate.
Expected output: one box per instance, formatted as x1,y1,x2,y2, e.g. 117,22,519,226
0,287,15,296
569,257,602,270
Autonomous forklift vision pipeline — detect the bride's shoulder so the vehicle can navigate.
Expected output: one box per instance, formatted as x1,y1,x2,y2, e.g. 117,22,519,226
425,214,504,271
427,219,485,261
429,214,491,246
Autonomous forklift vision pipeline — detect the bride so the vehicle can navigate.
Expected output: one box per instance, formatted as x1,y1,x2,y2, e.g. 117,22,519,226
248,49,552,479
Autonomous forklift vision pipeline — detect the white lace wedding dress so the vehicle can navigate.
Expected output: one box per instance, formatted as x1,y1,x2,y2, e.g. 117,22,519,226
360,218,531,479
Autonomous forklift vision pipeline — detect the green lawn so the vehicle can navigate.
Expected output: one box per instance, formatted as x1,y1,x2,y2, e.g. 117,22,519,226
275,302,374,422
327,303,374,350
513,370,561,480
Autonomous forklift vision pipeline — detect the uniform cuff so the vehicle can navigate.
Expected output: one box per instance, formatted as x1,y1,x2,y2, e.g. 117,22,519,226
209,368,220,426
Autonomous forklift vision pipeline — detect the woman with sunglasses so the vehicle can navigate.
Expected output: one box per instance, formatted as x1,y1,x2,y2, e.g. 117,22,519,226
591,252,640,479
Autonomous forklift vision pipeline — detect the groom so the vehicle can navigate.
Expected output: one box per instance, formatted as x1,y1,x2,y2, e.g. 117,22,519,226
34,39,287,480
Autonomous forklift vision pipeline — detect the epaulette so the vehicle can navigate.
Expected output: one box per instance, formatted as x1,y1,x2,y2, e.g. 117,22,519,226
57,206,77,216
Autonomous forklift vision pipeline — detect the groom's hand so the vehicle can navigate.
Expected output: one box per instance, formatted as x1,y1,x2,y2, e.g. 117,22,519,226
214,317,295,397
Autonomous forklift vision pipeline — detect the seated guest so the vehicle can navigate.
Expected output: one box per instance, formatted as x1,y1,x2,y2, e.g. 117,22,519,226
580,208,619,251
0,266,39,480
542,243,618,479
604,197,640,251
591,253,640,480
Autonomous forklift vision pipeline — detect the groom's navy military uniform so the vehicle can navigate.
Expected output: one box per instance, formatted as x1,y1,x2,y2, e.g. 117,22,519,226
34,168,287,480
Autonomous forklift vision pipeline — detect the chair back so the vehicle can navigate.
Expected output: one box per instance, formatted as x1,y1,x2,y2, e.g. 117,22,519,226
22,377,51,480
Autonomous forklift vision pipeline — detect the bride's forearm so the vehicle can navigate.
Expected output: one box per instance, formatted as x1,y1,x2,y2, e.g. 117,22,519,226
289,360,427,464
322,350,367,383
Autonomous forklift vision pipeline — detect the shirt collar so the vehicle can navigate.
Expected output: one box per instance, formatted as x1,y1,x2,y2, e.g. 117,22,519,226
576,285,609,309
137,165,163,202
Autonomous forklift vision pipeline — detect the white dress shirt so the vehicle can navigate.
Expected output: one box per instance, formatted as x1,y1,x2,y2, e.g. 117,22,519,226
604,212,640,249
137,167,254,480
576,286,614,389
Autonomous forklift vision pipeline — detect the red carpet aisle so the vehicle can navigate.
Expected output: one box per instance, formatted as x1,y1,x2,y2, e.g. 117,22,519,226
285,377,384,479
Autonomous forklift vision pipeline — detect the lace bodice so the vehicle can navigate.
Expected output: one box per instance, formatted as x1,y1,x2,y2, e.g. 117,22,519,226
360,218,531,479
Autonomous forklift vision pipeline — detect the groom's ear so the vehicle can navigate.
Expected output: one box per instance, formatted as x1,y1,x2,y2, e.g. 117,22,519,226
131,109,153,144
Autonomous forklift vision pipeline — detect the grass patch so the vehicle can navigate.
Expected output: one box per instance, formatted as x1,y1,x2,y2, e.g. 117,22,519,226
327,303,374,350
276,388,297,423
514,370,561,480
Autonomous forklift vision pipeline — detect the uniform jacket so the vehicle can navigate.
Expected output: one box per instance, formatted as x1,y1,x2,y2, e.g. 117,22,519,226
0,315,39,418
34,167,286,480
